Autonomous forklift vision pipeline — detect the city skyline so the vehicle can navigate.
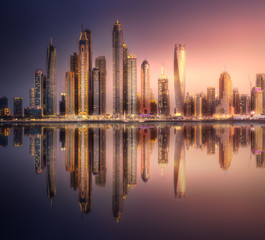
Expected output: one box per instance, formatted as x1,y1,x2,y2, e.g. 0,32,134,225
2,0,265,114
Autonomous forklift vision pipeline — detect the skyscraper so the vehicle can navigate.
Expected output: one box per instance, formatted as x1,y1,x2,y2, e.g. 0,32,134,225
195,94,202,117
113,21,124,117
158,70,170,116
13,97,23,117
65,72,75,116
217,71,233,114
46,38,57,116
122,43,129,115
70,52,78,115
92,68,100,115
59,93,65,116
29,88,35,108
34,69,43,109
207,87,216,116
174,44,186,116
84,29,93,115
233,88,240,114
95,56,106,115
141,60,150,114
78,30,89,116
127,54,137,116
256,73,265,114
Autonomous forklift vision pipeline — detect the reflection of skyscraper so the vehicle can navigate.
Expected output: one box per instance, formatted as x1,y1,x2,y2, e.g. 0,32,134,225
45,127,57,203
141,128,151,182
158,126,170,175
141,60,151,114
253,126,265,168
13,127,23,147
217,127,233,170
34,134,43,174
0,127,10,147
174,127,186,198
113,21,124,117
206,126,216,154
95,128,106,187
77,127,92,213
46,38,57,116
113,125,123,222
65,126,75,172
174,44,186,115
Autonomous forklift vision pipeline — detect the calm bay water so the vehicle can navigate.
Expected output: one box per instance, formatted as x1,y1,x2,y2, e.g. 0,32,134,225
0,123,265,239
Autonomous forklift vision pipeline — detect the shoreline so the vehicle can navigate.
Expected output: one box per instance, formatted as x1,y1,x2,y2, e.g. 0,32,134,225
1,118,265,125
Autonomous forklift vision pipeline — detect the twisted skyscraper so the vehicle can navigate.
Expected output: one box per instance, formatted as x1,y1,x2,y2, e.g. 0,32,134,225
174,44,186,116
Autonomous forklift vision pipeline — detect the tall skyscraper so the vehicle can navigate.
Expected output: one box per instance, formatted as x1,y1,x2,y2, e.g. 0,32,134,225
127,54,137,116
46,38,57,116
255,87,263,114
217,71,233,114
113,21,124,117
233,88,240,114
95,56,107,115
70,52,78,115
92,68,100,115
78,30,89,116
158,70,170,116
29,88,35,108
13,97,23,117
59,93,65,115
141,60,151,114
65,72,75,116
122,43,129,115
84,29,93,115
34,69,43,109
195,94,202,117
207,87,216,116
174,44,186,116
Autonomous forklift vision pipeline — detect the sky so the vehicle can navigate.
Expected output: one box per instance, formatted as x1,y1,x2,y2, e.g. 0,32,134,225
1,0,265,113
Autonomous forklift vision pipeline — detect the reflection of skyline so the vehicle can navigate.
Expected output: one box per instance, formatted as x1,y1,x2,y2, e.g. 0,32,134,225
174,127,186,198
3,123,265,221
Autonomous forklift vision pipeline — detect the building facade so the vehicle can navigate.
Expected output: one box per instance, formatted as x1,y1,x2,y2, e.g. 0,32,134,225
127,54,137,116
65,72,75,116
141,60,151,114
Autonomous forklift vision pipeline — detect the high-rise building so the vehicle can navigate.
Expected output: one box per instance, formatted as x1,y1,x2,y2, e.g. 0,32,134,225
218,71,233,114
122,43,128,115
65,72,75,116
195,94,202,117
92,68,100,115
34,69,43,109
70,52,78,115
84,29,93,115
174,44,186,116
0,97,9,116
127,54,137,116
46,38,57,116
78,30,89,116
141,60,150,114
255,87,263,115
251,87,255,112
59,93,65,115
95,56,106,115
113,21,124,117
184,92,194,117
240,94,248,114
158,70,170,116
233,88,240,114
256,73,265,114
13,97,23,117
207,87,216,116
29,88,35,108
42,75,47,115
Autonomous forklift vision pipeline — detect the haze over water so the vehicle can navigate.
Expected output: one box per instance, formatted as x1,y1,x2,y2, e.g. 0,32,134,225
1,123,265,239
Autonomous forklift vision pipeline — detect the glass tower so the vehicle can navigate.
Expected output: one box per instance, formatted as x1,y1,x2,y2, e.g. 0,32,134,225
127,54,137,116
